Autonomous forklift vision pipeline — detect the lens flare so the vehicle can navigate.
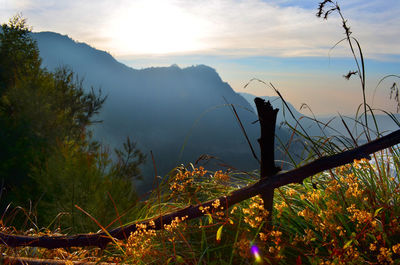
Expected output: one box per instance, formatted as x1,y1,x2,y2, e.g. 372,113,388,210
251,245,262,263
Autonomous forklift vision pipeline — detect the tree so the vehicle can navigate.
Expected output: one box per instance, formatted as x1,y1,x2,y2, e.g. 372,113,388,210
0,15,104,206
0,14,41,92
0,15,143,229
32,138,143,232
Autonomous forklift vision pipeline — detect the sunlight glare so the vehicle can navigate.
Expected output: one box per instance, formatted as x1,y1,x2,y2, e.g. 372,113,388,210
251,244,262,263
105,0,209,55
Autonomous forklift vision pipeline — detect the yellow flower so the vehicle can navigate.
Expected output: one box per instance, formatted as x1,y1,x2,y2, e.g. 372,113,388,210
235,237,251,259
259,232,268,242
392,243,400,254
377,247,393,263
213,170,229,181
230,206,238,214
285,188,296,197
369,243,377,251
270,230,282,238
353,158,369,169
269,246,275,253
274,201,287,212
212,199,221,209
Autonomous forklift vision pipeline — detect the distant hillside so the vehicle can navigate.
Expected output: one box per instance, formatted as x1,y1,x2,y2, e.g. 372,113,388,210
240,92,400,139
32,32,293,191
239,92,303,123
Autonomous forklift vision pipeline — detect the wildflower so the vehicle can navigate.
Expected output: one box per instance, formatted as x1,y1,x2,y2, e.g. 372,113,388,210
392,243,400,254
377,247,393,263
298,208,315,221
269,246,275,253
213,170,229,181
212,199,220,209
215,210,225,218
302,229,315,244
259,232,268,242
230,206,238,214
274,201,287,214
335,164,352,175
353,158,369,169
196,166,207,176
270,230,282,238
369,243,377,251
169,166,206,195
347,205,373,227
344,173,363,198
126,223,157,261
325,179,340,194
164,216,187,232
235,237,251,259
285,188,296,197
242,196,269,228
306,190,321,203
199,205,210,213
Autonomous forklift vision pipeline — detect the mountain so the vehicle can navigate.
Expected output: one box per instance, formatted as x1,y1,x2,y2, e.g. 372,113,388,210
240,92,400,139
32,32,293,191
239,92,303,124
239,92,328,138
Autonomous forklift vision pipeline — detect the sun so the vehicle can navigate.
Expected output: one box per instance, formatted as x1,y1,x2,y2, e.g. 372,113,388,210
105,0,209,55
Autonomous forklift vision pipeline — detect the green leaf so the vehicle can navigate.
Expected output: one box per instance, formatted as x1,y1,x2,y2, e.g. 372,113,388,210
176,255,185,264
206,213,213,224
344,239,353,249
374,207,383,217
216,225,224,242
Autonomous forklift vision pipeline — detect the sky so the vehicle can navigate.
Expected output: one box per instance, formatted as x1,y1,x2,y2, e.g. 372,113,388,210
1,0,400,115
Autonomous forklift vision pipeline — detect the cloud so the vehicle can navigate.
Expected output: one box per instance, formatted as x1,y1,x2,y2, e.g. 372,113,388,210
0,0,399,60
171,0,400,59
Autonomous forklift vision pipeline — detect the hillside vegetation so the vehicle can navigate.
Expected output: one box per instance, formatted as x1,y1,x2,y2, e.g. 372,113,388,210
0,15,144,232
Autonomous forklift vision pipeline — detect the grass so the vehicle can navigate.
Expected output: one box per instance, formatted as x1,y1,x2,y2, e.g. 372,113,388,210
2,148,399,264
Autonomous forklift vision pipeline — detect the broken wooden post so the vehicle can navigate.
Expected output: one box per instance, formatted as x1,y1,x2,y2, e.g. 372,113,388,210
254,97,280,224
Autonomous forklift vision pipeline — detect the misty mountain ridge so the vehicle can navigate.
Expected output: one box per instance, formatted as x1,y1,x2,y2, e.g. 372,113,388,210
31,31,398,193
240,92,400,138
239,92,303,123
32,31,296,191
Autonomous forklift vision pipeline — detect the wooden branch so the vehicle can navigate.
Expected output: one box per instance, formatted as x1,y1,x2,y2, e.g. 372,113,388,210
1,256,116,265
0,129,399,249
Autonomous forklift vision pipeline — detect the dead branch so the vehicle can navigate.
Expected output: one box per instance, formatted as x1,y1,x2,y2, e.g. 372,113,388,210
1,256,117,265
254,98,280,224
0,129,399,249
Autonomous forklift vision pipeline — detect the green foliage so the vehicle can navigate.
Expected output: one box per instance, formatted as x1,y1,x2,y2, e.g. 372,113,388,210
0,14,41,91
0,14,106,203
0,15,144,232
0,15,45,200
31,139,141,233
112,137,146,181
